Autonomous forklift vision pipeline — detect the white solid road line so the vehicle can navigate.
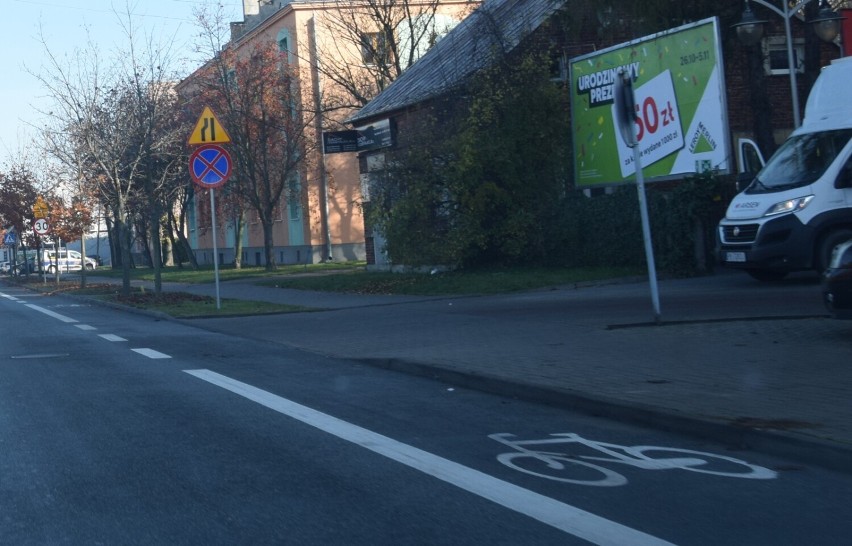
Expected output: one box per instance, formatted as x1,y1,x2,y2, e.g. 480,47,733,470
184,368,676,546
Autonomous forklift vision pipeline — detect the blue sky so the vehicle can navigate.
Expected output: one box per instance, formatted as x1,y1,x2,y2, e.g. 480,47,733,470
1,0,243,166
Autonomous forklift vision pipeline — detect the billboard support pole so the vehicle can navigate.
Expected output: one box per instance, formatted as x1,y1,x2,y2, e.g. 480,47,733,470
616,69,661,323
633,147,661,323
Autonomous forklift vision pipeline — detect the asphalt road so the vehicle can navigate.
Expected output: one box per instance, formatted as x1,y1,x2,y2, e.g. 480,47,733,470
1,283,851,545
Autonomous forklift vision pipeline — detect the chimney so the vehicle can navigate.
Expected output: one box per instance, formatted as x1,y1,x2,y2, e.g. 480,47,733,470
230,21,246,41
243,0,260,17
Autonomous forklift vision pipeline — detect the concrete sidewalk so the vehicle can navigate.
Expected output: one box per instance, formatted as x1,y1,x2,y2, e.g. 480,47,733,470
84,272,852,472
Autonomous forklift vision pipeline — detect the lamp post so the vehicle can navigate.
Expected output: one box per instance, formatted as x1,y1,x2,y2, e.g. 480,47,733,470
732,0,843,128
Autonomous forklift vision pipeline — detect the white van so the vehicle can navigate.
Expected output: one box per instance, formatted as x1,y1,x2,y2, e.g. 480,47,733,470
717,57,852,281
42,249,97,274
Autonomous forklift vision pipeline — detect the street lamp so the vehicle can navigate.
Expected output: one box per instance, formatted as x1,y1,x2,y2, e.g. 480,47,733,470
732,0,844,128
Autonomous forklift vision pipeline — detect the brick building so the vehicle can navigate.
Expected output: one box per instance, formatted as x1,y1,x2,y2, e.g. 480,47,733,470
349,0,848,267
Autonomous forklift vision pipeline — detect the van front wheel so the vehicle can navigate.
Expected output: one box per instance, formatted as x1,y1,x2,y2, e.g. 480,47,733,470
47,265,56,275
818,229,852,273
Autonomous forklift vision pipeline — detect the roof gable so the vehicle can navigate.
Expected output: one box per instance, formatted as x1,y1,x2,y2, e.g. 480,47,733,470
349,0,565,125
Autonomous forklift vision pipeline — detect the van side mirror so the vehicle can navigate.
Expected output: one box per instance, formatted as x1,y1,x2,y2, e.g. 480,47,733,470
736,172,755,192
836,162,852,189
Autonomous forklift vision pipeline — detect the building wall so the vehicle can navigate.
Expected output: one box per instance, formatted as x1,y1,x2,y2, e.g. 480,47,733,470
188,1,472,266
190,4,365,266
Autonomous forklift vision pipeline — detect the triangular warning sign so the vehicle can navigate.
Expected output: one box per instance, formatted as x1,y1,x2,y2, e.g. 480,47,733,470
189,106,231,145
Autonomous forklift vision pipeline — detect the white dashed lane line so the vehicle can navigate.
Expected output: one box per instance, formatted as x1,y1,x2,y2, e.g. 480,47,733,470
131,348,172,359
24,304,78,323
1,292,173,361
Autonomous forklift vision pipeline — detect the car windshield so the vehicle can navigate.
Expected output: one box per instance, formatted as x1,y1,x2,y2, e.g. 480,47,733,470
747,129,852,194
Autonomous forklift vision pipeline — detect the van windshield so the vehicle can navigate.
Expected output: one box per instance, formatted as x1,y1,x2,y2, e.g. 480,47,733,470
747,129,852,194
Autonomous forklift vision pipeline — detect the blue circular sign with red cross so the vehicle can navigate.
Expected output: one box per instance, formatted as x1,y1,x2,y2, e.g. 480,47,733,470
189,144,232,188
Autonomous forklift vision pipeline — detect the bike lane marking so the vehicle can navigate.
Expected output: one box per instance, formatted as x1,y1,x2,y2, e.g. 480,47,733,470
185,368,676,546
488,432,777,485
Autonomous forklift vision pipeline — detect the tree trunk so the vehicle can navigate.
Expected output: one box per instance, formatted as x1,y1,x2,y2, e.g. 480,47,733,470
79,235,88,289
137,218,153,267
164,215,178,268
116,215,132,296
262,218,276,271
233,209,245,269
107,212,119,268
170,208,199,270
150,202,163,293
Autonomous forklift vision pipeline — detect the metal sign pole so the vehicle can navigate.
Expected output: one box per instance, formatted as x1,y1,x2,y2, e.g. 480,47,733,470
188,107,232,311
210,188,221,310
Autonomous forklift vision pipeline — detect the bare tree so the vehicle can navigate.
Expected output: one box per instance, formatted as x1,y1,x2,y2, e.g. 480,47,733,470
312,0,475,114
33,5,186,295
311,0,478,111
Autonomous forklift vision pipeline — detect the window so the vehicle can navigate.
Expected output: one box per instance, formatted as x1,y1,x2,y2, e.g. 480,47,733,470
749,129,852,193
361,31,390,66
288,176,301,221
277,28,292,64
550,51,568,81
224,68,237,90
763,36,804,76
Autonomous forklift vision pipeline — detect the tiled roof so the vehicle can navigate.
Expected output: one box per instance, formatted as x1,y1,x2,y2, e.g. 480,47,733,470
348,0,565,125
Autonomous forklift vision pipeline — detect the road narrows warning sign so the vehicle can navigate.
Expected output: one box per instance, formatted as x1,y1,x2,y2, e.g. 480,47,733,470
188,107,231,145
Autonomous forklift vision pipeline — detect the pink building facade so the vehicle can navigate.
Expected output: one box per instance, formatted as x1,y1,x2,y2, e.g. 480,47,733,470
185,0,473,267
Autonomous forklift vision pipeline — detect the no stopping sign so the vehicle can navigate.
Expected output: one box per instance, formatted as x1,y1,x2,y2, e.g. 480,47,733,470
189,144,232,189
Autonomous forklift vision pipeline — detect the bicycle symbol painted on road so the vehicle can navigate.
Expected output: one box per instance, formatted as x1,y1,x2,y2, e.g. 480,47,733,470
489,433,777,487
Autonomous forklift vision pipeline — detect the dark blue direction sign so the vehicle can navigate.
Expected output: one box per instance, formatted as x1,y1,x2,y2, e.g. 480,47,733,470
189,144,232,189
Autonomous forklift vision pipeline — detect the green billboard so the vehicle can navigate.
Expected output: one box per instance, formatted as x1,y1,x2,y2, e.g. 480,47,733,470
570,17,730,186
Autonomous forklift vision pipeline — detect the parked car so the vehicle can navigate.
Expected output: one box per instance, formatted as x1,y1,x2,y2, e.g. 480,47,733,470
0,261,35,275
41,249,97,274
822,239,852,319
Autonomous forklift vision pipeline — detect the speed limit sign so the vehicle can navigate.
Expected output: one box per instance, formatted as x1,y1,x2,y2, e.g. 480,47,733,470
33,218,50,236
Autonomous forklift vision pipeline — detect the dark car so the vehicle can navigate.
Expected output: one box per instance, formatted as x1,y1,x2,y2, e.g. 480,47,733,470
823,239,852,319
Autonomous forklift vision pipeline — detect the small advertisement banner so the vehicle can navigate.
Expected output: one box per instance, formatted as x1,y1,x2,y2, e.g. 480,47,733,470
570,17,730,186
355,119,393,152
323,130,359,154
324,120,394,154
